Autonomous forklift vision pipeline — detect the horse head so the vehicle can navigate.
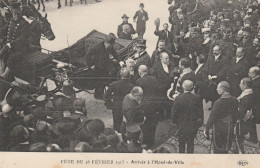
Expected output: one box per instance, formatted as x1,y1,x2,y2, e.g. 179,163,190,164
38,13,55,41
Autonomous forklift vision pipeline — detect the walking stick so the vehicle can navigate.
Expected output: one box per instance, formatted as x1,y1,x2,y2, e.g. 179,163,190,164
235,121,242,154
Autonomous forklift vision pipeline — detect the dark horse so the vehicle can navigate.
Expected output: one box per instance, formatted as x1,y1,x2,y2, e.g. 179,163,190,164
0,11,55,101
29,13,55,51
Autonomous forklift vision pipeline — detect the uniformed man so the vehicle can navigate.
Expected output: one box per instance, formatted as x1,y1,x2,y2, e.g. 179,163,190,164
0,2,31,81
132,39,151,70
219,27,236,63
183,27,203,70
117,14,136,38
205,81,239,154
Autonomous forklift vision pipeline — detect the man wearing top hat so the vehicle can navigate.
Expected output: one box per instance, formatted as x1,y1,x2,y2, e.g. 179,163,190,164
133,3,149,38
117,14,136,38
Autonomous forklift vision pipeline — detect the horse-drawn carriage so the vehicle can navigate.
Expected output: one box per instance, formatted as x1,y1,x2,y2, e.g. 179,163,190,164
0,29,136,118
3,29,136,97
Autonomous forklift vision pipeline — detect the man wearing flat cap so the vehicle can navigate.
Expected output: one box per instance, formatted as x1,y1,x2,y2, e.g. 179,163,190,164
117,14,136,38
133,3,149,38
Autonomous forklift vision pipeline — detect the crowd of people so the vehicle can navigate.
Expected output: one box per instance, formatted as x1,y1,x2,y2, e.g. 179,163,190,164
0,0,260,153
107,0,260,154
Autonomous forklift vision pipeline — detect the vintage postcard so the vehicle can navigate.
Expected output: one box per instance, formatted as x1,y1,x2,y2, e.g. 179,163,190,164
0,0,260,167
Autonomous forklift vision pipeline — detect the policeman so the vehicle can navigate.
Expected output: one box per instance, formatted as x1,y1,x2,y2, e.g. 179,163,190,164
0,2,31,80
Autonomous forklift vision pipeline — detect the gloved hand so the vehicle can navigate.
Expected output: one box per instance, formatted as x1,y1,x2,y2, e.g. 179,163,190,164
204,130,210,140
6,43,11,48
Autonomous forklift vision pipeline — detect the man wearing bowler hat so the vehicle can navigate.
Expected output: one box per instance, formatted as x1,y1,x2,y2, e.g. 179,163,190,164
133,3,149,38
117,14,136,38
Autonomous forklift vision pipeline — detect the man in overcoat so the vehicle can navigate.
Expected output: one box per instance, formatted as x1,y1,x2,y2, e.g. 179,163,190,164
133,3,149,38
172,80,203,153
135,65,158,148
117,14,136,38
202,45,228,102
104,68,135,132
152,52,175,119
248,66,260,143
227,47,250,97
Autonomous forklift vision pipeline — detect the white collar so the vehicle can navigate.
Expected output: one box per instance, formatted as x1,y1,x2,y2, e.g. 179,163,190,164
28,127,35,131
203,37,210,44
75,111,84,115
195,64,203,74
129,94,141,104
214,54,221,60
180,68,192,77
237,89,253,100
252,76,260,81
20,141,29,145
236,56,243,63
139,51,146,56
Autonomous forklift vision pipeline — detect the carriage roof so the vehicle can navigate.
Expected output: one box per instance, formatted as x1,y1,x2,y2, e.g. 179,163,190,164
51,29,136,67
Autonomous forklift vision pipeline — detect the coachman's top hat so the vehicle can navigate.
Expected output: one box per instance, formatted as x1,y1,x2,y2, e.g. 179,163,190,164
11,2,21,14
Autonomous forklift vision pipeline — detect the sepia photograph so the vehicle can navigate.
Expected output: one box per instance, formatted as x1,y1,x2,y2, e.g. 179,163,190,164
0,0,260,161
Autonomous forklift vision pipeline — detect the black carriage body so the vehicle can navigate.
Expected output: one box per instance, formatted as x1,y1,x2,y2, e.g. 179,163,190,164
19,30,135,91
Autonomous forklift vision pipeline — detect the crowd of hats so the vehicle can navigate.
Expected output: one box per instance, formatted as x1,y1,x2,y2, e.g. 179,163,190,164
0,90,158,152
